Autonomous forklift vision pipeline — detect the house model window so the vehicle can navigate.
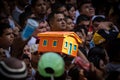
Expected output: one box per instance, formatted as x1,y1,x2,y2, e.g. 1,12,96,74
74,45,77,50
43,40,47,46
65,42,68,48
53,40,57,46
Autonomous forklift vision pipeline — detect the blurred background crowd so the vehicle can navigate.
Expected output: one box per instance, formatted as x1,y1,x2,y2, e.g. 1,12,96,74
0,0,120,80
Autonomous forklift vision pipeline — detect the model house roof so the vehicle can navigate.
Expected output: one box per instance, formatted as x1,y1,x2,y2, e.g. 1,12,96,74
37,31,82,44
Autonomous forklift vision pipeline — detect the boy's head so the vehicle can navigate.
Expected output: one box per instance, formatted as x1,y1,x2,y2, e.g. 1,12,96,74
0,23,14,49
77,0,95,17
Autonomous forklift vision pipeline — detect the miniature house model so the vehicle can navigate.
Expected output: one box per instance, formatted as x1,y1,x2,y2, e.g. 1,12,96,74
37,32,82,57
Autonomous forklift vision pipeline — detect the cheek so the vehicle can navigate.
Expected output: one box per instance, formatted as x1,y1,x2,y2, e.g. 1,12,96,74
35,7,42,12
56,21,61,26
99,60,106,70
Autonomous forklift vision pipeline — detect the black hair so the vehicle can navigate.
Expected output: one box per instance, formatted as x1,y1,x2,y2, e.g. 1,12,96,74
51,2,66,12
105,38,120,62
92,16,106,23
76,0,92,11
31,0,46,7
88,46,107,67
68,66,80,80
66,4,75,11
106,71,120,80
73,25,88,36
31,0,38,7
89,55,101,69
47,11,63,26
0,23,11,36
76,14,90,25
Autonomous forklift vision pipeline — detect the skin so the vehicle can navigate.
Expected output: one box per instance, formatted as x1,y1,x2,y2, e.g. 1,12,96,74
68,6,76,20
58,6,69,17
50,13,66,31
32,0,47,16
93,21,113,32
32,21,50,37
78,21,90,30
0,28,14,50
80,3,95,17
66,18,74,31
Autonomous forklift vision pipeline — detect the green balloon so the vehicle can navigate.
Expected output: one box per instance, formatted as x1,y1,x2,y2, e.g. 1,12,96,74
38,52,65,77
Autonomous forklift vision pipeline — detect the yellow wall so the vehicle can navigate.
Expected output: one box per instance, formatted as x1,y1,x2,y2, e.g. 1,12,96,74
62,36,78,57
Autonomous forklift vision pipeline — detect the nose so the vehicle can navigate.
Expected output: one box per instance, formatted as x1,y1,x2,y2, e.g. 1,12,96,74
72,23,75,27
62,19,66,24
11,33,14,38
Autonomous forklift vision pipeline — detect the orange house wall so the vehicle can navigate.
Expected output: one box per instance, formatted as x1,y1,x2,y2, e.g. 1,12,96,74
38,37,64,53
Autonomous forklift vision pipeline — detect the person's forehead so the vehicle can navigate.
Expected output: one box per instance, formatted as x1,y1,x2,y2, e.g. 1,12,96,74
36,0,46,4
2,28,13,35
54,13,64,18
81,3,92,7
93,21,101,25
80,21,89,25
59,6,66,10
70,7,75,11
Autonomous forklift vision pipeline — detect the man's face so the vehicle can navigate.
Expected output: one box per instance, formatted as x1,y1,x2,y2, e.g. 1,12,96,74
80,3,95,17
0,28,14,49
51,13,66,31
34,0,47,15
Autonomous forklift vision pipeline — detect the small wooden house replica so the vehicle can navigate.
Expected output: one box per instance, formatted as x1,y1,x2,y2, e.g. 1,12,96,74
37,32,82,57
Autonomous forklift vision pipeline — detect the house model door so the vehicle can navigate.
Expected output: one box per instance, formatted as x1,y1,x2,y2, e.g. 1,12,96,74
68,43,72,55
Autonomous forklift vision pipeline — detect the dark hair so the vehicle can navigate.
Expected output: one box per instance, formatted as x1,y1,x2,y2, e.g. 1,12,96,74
0,12,9,23
77,0,92,11
31,0,38,7
47,11,63,26
105,38,120,62
89,56,101,69
88,46,107,69
73,25,88,36
88,46,106,60
106,71,120,80
0,23,11,36
92,16,106,23
68,66,80,80
66,4,75,11
76,14,90,25
51,2,66,12
31,0,46,7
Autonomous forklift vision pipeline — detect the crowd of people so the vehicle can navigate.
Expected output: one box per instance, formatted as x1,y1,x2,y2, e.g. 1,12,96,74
0,0,120,80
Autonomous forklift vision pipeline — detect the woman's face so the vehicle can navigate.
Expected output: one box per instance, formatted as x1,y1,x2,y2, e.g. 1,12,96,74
66,18,74,31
